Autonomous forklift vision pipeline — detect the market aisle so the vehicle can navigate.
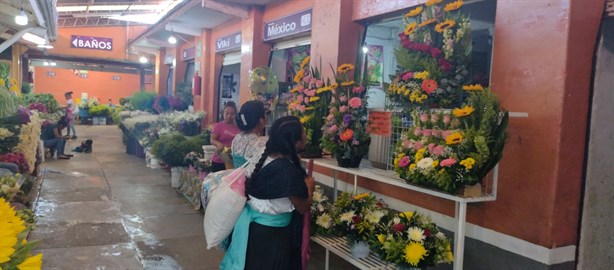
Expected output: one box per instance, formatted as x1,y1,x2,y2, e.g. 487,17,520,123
30,125,224,269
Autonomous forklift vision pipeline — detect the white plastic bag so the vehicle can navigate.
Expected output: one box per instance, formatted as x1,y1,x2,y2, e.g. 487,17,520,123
200,169,232,211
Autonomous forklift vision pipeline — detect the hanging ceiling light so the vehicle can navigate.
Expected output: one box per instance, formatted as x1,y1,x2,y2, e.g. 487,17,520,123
139,56,148,63
168,35,177,44
15,8,28,26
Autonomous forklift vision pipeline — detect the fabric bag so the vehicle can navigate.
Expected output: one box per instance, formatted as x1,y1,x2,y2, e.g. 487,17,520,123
203,161,250,249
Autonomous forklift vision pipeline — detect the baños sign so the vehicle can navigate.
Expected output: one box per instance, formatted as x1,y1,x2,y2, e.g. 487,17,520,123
216,32,241,53
71,35,113,51
263,9,312,41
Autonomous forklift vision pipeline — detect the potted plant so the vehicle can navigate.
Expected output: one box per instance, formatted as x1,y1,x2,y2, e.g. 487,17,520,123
152,133,199,188
89,105,110,125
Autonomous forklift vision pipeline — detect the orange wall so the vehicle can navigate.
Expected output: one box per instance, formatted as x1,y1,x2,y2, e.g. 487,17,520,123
33,67,152,106
49,26,147,60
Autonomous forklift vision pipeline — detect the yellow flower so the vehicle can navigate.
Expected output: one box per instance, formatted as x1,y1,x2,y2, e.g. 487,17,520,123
316,86,332,94
452,106,475,117
463,84,484,91
460,157,476,170
435,19,456,33
309,96,321,102
445,132,463,145
399,211,413,219
432,160,439,168
425,0,442,6
398,153,406,158
394,157,400,167
305,107,315,111
331,83,339,89
290,87,299,93
419,18,437,28
415,148,426,161
377,234,386,244
404,90,411,96
0,78,5,87
341,81,355,86
405,6,423,18
444,0,463,11
444,243,454,262
414,71,430,80
404,242,428,266
409,164,416,170
293,69,305,83
353,193,370,200
300,56,311,69
17,253,43,270
337,64,354,74
299,115,312,124
404,22,418,36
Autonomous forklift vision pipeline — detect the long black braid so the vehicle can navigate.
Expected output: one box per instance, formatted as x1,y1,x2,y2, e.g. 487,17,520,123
246,116,306,196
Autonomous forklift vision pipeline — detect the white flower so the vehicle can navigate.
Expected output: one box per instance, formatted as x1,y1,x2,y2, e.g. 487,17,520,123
316,213,332,229
393,217,401,225
317,204,324,212
340,211,355,223
365,209,386,224
436,231,446,240
312,191,323,203
417,157,434,169
407,226,426,242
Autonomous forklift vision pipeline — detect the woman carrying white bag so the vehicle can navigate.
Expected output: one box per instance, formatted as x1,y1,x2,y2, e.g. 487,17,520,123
220,116,315,270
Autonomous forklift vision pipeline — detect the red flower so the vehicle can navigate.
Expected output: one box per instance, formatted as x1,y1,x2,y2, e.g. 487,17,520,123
424,229,432,237
352,215,362,224
430,48,442,58
421,79,438,94
392,223,406,233
438,58,453,72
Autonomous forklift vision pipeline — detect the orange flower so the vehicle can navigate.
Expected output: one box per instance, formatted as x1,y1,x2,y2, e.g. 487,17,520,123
404,22,418,36
435,20,456,33
418,18,437,28
444,0,463,11
462,84,484,91
421,79,438,94
337,64,355,74
425,0,443,6
405,6,423,18
452,106,475,117
340,129,354,141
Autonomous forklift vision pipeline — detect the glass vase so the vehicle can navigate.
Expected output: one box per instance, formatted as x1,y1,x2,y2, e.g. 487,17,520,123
348,240,370,259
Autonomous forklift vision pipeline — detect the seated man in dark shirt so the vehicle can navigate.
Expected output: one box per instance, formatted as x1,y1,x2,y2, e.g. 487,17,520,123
41,118,72,160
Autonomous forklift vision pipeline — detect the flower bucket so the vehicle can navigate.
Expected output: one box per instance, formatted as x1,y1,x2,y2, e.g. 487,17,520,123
171,167,182,188
348,240,370,259
336,155,364,168
79,108,89,118
92,117,100,125
150,158,160,169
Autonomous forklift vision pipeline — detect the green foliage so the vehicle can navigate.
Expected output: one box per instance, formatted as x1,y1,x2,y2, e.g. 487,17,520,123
111,106,123,125
152,133,188,167
129,91,155,112
0,88,18,117
21,83,32,94
23,93,60,112
176,81,193,109
89,105,110,117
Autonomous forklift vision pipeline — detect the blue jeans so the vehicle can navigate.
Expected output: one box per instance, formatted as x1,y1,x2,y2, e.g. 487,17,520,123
44,138,66,156
67,124,76,137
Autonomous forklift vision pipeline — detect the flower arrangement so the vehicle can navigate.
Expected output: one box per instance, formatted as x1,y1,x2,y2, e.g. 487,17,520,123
0,197,43,269
387,0,472,110
392,86,508,193
288,56,333,157
89,105,110,117
0,153,29,173
311,185,334,235
78,97,99,110
320,64,371,167
27,102,47,113
184,151,201,168
330,192,388,244
0,173,22,201
23,94,60,113
14,112,41,174
371,210,454,268
16,107,30,124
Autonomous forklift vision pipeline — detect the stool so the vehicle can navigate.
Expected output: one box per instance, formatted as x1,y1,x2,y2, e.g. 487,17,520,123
44,147,56,159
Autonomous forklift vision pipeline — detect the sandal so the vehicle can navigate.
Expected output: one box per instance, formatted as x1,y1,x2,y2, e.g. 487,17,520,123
65,154,74,157
58,155,71,160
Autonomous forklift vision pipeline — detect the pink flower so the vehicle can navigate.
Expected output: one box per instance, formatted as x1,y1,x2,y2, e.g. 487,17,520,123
440,158,457,167
348,97,362,109
328,124,338,134
297,85,305,93
413,142,423,150
413,127,422,136
419,113,428,122
327,114,334,121
402,139,411,148
302,75,311,83
432,145,446,156
316,80,324,88
401,72,413,81
329,107,337,113
441,130,452,139
339,105,348,113
340,95,348,103
352,86,365,94
398,156,411,168
352,140,360,146
431,114,439,123
432,129,441,138
428,143,436,153
304,96,310,104
298,105,306,113
422,129,432,137
306,89,316,97
310,78,318,85
431,48,442,58
443,115,451,125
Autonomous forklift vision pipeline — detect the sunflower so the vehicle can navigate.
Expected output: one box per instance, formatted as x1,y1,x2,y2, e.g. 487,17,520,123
316,86,332,94
405,6,423,18
404,242,428,266
462,84,484,91
293,69,305,83
460,157,476,170
425,0,443,6
339,129,354,141
404,22,418,36
337,64,355,74
341,80,355,86
445,132,463,145
444,0,463,12
309,96,320,102
452,106,475,117
435,19,456,33
418,18,437,28
300,56,311,69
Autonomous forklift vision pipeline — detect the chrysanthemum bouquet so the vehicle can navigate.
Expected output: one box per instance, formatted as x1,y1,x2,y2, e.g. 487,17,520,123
288,56,332,157
393,86,508,193
320,64,371,166
310,185,334,235
370,210,453,268
330,192,388,243
387,0,472,110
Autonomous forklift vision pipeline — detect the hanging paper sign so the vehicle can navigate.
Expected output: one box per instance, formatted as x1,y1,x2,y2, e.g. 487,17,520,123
183,47,195,61
263,9,312,41
71,35,113,51
216,32,242,53
368,111,391,136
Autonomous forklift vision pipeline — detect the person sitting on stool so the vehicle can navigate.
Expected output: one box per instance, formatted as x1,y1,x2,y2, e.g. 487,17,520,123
41,118,73,160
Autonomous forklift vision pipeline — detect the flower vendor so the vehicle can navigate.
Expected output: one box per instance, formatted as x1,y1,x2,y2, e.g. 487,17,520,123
210,101,240,172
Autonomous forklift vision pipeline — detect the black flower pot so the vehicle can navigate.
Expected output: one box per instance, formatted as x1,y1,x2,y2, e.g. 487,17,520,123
336,155,363,168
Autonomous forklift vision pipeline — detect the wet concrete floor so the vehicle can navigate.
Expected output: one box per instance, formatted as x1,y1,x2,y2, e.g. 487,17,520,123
30,125,355,270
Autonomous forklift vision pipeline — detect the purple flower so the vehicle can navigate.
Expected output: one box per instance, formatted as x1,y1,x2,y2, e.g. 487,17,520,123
343,114,352,126
352,140,360,146
16,107,31,124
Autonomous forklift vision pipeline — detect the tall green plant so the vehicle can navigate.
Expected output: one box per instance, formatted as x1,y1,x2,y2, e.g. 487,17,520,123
176,81,193,108
129,91,155,112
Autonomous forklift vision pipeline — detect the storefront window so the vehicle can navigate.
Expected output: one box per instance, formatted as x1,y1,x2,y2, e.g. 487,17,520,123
268,44,311,123
166,67,173,96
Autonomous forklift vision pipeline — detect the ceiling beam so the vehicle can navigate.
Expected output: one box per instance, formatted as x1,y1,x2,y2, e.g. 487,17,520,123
202,0,249,19
165,24,201,36
127,0,200,47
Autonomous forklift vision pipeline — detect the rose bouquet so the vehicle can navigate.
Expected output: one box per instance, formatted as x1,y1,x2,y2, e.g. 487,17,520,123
387,0,472,110
392,86,508,193
288,56,332,157
330,192,388,244
320,64,371,167
370,210,454,268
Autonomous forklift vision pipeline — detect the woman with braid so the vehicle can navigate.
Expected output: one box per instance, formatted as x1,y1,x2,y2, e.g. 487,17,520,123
231,100,268,173
221,116,316,270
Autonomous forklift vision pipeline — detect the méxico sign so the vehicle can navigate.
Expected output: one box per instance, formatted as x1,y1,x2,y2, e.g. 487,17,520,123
71,35,113,51
264,9,312,41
